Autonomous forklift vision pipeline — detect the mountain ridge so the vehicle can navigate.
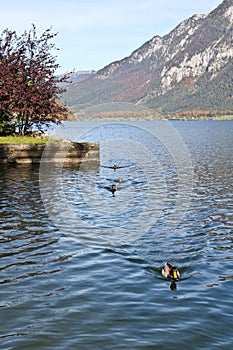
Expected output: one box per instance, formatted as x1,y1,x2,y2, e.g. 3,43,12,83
62,0,233,118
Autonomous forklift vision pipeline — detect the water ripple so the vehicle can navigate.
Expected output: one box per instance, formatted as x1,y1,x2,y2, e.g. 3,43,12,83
0,121,232,349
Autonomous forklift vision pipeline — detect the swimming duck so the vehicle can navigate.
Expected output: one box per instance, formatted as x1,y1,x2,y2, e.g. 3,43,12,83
116,177,124,183
162,262,180,281
110,184,117,196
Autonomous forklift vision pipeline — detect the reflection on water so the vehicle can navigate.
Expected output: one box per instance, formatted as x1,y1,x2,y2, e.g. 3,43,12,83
0,165,60,286
0,121,232,349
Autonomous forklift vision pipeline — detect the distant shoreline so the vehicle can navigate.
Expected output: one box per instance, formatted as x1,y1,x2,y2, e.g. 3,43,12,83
69,115,233,122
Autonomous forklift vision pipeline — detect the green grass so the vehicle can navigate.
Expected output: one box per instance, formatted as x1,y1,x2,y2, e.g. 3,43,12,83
0,135,52,144
214,115,233,120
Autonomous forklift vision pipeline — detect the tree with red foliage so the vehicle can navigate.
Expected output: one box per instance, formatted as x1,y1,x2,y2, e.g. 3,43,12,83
0,25,70,135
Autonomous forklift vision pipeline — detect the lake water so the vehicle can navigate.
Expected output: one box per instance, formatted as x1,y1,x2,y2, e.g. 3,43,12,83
0,120,232,349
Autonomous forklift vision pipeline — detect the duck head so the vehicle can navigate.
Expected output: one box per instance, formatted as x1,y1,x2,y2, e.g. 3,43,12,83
162,262,180,281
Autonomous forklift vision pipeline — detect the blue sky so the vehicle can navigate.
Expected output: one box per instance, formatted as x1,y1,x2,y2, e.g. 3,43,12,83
1,0,222,74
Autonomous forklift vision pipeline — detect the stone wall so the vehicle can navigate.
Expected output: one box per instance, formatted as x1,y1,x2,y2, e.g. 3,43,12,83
0,141,100,168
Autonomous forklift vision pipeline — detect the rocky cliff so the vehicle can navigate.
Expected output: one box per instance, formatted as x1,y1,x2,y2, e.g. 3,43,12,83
62,0,233,117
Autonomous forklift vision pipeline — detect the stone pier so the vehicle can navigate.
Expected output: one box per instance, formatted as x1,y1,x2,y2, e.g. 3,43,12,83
0,141,100,168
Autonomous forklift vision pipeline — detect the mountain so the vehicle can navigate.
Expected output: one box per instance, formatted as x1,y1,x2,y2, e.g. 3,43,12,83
58,70,95,87
61,0,233,119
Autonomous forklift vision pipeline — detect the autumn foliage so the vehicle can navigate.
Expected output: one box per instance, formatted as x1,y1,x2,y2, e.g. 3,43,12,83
0,25,70,135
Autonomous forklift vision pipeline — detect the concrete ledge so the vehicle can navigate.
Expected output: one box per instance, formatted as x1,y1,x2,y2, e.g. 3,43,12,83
0,141,100,168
